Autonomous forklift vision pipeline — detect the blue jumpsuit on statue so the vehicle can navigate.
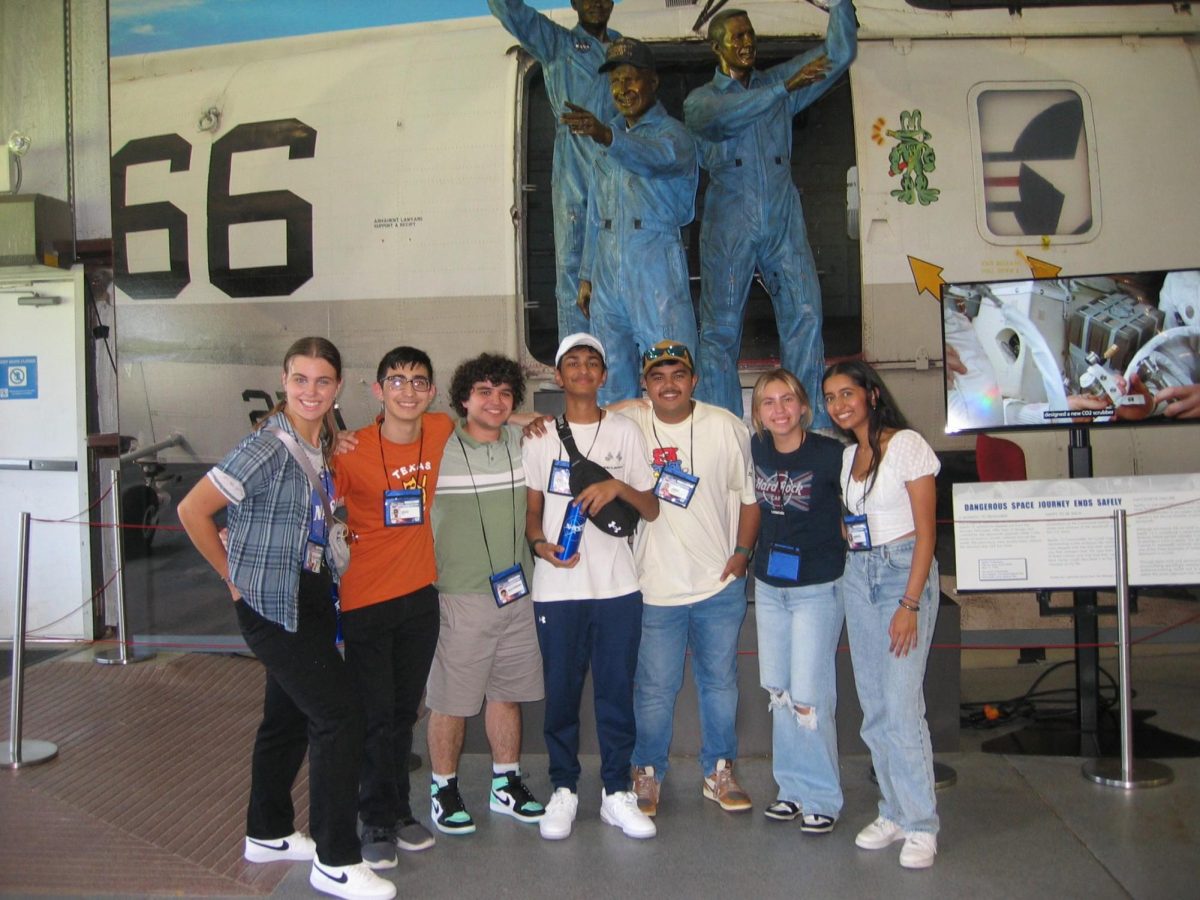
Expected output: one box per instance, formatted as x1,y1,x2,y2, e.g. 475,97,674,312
489,0,619,342
684,0,857,425
580,102,699,405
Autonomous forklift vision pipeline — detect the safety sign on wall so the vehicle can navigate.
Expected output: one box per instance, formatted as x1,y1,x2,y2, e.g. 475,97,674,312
0,356,38,400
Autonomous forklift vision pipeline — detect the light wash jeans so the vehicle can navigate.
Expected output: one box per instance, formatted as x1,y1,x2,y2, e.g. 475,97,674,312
632,577,747,779
754,577,845,818
841,537,940,834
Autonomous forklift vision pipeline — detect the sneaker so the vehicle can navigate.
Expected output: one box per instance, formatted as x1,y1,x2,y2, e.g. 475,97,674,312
395,817,435,851
632,766,659,817
800,813,836,834
702,759,752,812
431,777,476,835
244,830,316,863
539,787,578,841
358,826,397,870
855,816,905,850
899,832,938,869
309,859,396,900
763,800,802,822
600,789,657,839
490,771,544,822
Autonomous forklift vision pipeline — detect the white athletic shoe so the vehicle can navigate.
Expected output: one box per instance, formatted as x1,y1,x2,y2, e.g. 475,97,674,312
855,816,905,850
243,831,316,863
899,832,938,869
308,859,396,900
600,789,657,839
538,787,578,841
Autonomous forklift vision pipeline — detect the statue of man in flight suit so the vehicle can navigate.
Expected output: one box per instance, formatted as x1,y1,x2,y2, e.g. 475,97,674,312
684,1,858,426
489,0,619,343
561,38,700,405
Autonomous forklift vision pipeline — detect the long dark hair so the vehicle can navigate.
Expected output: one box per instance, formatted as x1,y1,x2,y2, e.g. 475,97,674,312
822,360,909,495
259,336,343,464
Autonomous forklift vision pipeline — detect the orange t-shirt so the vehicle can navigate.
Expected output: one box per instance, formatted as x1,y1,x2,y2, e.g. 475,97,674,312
333,412,454,611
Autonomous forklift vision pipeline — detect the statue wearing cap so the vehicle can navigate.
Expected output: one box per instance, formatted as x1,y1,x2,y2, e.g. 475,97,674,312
488,0,620,345
559,38,700,406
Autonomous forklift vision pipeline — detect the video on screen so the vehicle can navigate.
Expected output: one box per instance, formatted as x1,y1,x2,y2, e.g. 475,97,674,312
942,268,1200,433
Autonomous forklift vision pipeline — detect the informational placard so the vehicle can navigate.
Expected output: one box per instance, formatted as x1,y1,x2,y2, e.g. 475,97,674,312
953,473,1200,590
0,355,38,399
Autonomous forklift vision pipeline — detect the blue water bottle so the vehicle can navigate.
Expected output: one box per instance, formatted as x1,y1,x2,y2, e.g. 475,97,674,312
555,501,587,561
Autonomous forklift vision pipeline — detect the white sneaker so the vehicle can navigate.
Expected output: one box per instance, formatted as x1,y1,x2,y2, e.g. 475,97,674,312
309,859,396,900
539,787,578,841
600,789,657,839
243,830,316,863
855,816,905,850
899,831,938,869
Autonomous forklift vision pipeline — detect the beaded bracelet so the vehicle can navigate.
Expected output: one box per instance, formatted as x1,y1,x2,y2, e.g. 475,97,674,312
898,596,920,612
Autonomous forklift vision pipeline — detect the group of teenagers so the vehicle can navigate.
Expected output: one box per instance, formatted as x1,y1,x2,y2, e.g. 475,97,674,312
178,327,944,900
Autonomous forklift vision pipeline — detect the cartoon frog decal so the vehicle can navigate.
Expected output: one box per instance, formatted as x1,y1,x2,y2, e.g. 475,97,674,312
887,109,940,206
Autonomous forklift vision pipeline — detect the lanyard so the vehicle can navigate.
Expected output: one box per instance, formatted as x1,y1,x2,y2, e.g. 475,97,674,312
379,422,425,488
456,433,519,572
651,408,694,472
557,411,603,462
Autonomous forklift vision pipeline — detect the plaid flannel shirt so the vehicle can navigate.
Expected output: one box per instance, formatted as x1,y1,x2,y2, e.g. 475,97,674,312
212,412,332,632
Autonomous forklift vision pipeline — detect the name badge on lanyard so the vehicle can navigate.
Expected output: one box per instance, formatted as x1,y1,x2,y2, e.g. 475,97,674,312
548,459,573,496
384,488,424,527
766,543,801,581
844,513,872,551
303,540,325,573
490,563,530,608
654,467,699,508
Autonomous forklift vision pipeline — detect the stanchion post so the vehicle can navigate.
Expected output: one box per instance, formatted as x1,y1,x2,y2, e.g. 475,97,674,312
1082,509,1172,789
94,467,156,666
1,512,59,768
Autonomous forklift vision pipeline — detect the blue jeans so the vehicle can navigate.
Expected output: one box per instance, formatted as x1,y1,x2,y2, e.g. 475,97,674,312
841,537,940,834
632,577,747,778
754,577,844,818
534,593,643,795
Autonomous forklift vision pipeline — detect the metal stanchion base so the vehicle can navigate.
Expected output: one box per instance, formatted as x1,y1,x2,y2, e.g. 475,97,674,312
94,648,157,665
869,761,957,791
1082,757,1174,789
0,739,59,769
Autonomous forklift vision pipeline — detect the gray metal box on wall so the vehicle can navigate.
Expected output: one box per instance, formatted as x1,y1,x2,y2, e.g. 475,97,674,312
0,194,72,267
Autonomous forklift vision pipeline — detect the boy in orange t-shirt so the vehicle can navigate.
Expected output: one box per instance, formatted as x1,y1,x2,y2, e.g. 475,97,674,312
334,346,453,869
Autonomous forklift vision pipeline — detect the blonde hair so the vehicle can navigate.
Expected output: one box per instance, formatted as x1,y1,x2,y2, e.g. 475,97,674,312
750,368,812,439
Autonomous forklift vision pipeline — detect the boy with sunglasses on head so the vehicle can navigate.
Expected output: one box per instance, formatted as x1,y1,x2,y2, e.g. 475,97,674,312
621,340,760,821
334,347,453,869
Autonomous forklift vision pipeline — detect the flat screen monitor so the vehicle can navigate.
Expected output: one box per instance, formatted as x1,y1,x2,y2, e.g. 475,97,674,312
941,268,1199,433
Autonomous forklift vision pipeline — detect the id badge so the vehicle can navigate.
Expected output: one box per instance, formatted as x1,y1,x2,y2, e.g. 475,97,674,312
548,460,573,496
384,489,423,527
490,563,530,608
844,513,872,551
654,467,699,508
303,539,325,573
767,543,801,581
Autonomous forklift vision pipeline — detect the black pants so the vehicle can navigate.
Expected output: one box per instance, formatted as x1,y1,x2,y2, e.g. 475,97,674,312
236,571,364,866
341,584,440,827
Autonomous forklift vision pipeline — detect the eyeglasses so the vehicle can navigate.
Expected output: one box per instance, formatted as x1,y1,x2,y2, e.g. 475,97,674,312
380,374,431,393
642,343,692,365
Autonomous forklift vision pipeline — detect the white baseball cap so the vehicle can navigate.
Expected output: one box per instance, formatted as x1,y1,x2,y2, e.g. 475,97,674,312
554,332,607,367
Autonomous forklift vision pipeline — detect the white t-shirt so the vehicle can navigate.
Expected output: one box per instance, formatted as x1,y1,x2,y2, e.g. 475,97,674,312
624,402,755,606
522,412,656,602
840,430,939,546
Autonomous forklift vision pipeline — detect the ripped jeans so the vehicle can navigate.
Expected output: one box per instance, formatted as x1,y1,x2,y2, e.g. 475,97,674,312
754,577,844,818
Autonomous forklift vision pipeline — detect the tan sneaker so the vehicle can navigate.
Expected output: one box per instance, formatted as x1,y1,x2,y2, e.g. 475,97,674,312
633,765,659,817
702,759,752,812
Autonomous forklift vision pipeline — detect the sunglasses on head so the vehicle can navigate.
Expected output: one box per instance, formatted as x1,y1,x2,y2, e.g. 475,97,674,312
642,344,691,364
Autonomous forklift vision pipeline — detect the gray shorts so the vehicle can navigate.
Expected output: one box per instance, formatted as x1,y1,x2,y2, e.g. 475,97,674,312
425,591,544,717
